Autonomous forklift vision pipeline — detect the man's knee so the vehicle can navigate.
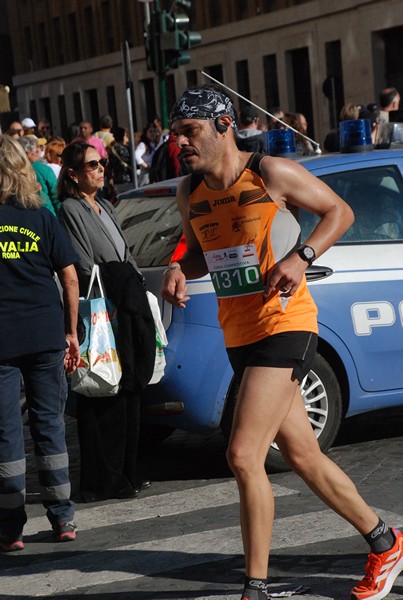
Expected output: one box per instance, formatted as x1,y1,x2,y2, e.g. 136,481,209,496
226,443,251,474
281,442,323,477
226,440,263,476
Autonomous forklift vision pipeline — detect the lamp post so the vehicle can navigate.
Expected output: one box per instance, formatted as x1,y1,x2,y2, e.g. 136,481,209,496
121,40,138,189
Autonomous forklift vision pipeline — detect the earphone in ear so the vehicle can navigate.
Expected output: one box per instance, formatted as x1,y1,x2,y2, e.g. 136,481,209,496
214,117,228,133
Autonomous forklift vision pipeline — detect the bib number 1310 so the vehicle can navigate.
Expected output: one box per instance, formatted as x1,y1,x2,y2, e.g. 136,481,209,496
204,244,264,298
211,266,263,297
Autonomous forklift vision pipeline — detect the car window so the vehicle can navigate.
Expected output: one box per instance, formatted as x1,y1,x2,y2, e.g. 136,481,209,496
300,165,403,243
117,197,182,267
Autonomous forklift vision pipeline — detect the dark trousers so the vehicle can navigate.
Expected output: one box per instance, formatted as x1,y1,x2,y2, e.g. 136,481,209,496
0,350,75,537
76,391,141,502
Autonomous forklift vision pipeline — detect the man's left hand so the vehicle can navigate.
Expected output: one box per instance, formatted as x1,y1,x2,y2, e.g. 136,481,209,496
263,253,307,299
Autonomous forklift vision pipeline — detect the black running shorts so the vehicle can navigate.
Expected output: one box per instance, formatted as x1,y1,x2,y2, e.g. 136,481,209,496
226,331,318,384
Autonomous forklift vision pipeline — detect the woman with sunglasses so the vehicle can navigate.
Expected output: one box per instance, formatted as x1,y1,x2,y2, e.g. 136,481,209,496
57,141,152,503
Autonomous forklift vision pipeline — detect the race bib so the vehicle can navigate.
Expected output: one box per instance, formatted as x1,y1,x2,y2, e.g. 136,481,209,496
204,243,264,298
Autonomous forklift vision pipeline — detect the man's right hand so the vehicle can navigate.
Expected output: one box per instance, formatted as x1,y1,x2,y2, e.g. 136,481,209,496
161,269,190,309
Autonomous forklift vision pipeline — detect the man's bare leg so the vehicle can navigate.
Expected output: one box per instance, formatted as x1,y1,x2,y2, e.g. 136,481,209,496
226,366,298,578
226,367,380,582
275,388,379,534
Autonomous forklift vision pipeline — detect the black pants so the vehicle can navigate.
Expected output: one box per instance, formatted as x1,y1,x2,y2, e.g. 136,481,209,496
76,391,141,502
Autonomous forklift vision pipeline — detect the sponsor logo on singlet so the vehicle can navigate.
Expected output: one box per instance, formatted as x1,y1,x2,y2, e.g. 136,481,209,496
213,195,236,207
199,222,220,242
231,215,261,233
238,188,273,206
189,199,212,220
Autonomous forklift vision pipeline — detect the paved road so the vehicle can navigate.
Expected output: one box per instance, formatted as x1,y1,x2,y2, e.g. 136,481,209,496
1,407,402,599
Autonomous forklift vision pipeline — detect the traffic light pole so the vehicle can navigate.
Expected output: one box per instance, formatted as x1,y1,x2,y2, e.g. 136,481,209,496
152,0,168,130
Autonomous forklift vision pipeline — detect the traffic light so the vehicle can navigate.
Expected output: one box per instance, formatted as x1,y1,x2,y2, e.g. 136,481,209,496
159,10,201,71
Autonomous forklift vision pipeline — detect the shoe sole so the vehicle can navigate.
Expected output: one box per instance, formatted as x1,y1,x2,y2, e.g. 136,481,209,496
55,533,76,542
351,554,403,600
0,540,24,552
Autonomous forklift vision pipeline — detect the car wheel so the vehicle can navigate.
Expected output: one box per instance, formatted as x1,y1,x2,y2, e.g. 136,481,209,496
220,352,343,473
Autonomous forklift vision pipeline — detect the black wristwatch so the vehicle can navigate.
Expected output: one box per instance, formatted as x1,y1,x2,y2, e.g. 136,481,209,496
296,245,316,266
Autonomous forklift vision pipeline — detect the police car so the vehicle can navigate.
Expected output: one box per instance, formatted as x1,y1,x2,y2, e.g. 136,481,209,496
115,147,403,472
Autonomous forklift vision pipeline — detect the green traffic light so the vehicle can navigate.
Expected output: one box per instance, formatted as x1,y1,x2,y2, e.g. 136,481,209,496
146,8,202,73
186,30,202,48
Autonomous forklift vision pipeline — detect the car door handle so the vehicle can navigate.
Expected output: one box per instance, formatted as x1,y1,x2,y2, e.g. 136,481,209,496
306,264,334,282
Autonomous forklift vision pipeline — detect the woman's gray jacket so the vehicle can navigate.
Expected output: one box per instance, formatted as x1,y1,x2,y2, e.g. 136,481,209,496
58,196,140,295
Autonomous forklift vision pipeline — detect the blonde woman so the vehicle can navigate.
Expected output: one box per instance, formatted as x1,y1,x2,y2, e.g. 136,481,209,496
0,135,80,552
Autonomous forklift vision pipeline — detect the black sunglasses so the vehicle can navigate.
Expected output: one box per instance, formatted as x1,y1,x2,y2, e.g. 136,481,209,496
83,158,108,171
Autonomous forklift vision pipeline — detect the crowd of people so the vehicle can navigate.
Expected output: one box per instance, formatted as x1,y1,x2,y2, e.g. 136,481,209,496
235,86,400,158
2,84,399,200
2,113,185,197
0,84,402,600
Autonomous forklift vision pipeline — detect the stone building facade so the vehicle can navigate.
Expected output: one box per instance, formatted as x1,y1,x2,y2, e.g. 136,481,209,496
5,0,403,147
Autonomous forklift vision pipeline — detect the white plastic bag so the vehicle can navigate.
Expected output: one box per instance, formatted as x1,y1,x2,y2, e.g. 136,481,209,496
71,266,122,397
146,291,168,384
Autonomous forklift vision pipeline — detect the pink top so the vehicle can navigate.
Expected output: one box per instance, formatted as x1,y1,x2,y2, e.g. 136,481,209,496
72,135,108,158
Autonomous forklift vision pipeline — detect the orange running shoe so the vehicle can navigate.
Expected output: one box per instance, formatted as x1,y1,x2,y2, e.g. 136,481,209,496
351,528,403,600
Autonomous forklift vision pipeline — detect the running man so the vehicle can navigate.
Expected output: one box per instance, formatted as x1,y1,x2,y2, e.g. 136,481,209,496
161,84,403,600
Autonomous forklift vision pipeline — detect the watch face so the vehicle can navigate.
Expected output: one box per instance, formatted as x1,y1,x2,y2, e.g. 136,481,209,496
304,247,315,260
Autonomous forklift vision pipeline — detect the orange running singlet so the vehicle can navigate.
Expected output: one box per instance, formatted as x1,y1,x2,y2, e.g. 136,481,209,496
189,153,318,347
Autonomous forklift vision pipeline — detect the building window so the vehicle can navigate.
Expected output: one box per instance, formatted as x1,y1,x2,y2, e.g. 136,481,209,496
141,78,157,125
24,26,33,70
73,92,83,123
186,70,198,87
236,60,250,110
286,46,314,138
121,0,133,46
38,97,51,130
106,86,118,126
84,7,96,58
58,95,68,139
166,74,177,118
207,4,222,27
263,54,280,110
86,89,100,129
38,23,49,68
372,24,403,121
324,41,344,129
232,1,249,20
68,14,80,62
384,25,403,91
29,99,37,124
204,64,224,84
53,17,64,65
102,1,115,53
